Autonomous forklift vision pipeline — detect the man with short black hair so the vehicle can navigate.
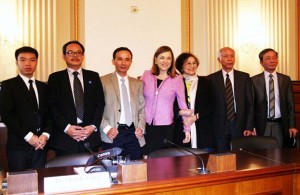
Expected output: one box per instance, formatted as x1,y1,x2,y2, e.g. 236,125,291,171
0,46,51,171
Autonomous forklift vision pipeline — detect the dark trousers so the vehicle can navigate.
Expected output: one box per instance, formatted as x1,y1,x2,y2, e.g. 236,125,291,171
102,123,141,160
216,118,238,153
7,148,47,172
142,123,173,155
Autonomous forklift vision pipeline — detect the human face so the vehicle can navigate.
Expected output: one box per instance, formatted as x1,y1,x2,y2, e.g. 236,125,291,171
218,48,235,72
16,52,37,78
260,51,278,73
112,50,132,77
155,51,172,74
182,57,198,76
63,43,84,70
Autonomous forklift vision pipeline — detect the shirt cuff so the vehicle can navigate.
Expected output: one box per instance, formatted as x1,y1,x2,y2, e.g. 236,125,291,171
91,125,97,132
42,132,50,139
24,132,34,142
64,124,71,133
103,125,112,134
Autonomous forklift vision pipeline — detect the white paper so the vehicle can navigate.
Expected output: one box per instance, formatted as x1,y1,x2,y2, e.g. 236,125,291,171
44,172,111,194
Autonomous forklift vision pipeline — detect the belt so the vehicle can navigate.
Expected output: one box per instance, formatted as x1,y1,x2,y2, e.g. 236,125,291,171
118,123,133,129
266,117,282,122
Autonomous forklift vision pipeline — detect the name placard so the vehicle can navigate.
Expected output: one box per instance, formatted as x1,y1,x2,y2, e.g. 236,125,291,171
44,172,111,194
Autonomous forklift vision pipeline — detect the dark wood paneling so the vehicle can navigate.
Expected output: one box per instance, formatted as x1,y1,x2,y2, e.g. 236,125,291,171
292,81,300,131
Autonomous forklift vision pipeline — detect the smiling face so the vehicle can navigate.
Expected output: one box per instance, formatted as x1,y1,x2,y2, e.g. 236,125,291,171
260,50,278,73
16,52,37,78
112,50,132,77
63,43,84,70
155,51,172,74
182,56,198,76
218,47,235,72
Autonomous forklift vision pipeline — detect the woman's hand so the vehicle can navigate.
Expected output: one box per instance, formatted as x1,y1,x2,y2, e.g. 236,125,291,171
179,109,194,116
183,131,191,143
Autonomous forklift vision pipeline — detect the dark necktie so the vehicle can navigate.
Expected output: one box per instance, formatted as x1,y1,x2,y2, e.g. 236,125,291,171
29,80,38,109
269,74,275,118
73,71,84,121
121,78,132,126
225,74,235,121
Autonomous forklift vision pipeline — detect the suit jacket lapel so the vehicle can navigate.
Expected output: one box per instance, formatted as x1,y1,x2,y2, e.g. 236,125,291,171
258,73,267,102
16,75,37,108
111,73,121,103
216,70,226,100
128,77,137,112
62,69,75,106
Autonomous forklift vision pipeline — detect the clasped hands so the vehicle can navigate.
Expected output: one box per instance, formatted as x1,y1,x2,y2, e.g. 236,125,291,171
67,125,95,142
28,134,48,150
179,109,196,126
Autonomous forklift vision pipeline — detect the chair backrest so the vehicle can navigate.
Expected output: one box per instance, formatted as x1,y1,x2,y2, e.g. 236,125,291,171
0,123,8,171
230,136,280,150
45,153,91,168
147,147,207,159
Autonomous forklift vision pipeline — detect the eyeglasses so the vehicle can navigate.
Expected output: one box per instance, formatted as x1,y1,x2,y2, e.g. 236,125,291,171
66,50,83,57
185,62,198,67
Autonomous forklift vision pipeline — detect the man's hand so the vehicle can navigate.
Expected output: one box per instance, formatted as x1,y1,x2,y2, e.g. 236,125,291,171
289,128,298,138
66,125,83,142
135,128,144,139
28,135,41,150
107,128,119,140
35,134,48,150
243,130,252,136
79,125,96,141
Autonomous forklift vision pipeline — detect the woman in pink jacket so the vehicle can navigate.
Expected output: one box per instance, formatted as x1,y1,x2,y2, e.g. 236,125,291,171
141,46,191,155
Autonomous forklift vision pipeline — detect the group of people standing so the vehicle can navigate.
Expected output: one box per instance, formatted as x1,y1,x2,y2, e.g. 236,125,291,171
0,41,298,172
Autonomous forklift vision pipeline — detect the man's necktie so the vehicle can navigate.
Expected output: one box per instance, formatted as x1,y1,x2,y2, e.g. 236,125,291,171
73,71,84,121
269,74,275,118
225,74,235,121
121,78,132,126
29,80,38,109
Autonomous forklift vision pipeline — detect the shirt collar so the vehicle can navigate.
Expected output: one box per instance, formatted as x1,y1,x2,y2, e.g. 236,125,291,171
67,67,83,75
115,72,128,81
19,74,35,84
222,69,234,78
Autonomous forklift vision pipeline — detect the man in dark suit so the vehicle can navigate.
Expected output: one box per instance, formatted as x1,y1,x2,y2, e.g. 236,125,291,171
251,48,298,147
100,47,145,160
47,41,105,156
207,47,253,152
0,46,51,171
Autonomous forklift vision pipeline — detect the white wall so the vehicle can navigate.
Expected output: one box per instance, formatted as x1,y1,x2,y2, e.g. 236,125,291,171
84,0,182,77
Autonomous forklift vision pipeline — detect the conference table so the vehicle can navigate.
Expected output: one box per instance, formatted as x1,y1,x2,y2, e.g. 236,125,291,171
35,148,300,194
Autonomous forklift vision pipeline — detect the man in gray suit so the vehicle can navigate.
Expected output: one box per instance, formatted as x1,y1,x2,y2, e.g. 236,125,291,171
251,48,298,147
100,47,145,160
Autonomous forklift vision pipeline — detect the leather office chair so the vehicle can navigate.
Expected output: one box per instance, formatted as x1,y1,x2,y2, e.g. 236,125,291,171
230,136,280,150
45,153,91,168
0,123,8,171
147,147,207,159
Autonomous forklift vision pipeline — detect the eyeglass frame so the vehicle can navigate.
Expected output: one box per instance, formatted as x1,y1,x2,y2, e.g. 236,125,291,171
66,50,84,57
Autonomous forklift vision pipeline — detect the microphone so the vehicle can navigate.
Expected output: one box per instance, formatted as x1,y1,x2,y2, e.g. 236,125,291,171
84,142,122,183
163,139,210,174
96,147,123,159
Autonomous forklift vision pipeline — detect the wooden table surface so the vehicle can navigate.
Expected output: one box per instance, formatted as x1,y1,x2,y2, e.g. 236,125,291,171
36,149,299,194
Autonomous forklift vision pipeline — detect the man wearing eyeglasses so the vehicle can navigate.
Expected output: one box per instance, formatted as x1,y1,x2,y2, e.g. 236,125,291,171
47,40,105,156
